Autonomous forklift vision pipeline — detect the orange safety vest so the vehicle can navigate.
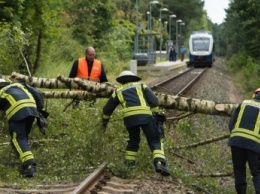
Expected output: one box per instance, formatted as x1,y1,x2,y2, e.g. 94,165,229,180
77,58,102,82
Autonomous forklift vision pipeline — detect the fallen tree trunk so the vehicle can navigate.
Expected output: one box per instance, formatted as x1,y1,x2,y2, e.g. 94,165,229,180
155,93,238,116
57,75,116,95
10,72,69,89
40,91,237,116
10,72,238,116
10,72,116,94
43,90,102,99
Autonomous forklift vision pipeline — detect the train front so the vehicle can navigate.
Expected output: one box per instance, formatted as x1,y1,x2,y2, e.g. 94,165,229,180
188,33,214,68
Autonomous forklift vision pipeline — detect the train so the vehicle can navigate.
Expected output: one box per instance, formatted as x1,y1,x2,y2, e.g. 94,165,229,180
187,30,214,68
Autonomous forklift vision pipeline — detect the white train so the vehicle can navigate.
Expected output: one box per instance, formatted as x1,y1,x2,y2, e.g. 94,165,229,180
187,30,214,68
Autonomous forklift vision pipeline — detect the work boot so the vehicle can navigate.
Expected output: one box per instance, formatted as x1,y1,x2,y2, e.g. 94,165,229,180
20,164,36,178
155,161,170,177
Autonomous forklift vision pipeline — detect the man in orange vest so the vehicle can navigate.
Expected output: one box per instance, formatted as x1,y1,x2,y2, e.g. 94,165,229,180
69,46,108,108
69,46,108,83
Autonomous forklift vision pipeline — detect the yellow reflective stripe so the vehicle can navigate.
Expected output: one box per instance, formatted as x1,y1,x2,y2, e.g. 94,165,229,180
231,128,260,144
6,101,36,120
234,100,260,134
235,105,245,129
117,92,126,107
116,83,152,117
153,149,165,160
123,106,151,112
20,151,34,163
11,133,34,163
151,107,159,112
1,93,16,105
160,141,164,152
255,111,260,134
123,106,152,117
243,100,260,107
125,151,138,161
136,86,146,106
112,93,116,98
0,83,37,120
123,109,152,117
12,132,23,157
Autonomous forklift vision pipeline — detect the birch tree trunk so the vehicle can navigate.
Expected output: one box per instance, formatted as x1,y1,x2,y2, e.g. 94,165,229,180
9,72,238,116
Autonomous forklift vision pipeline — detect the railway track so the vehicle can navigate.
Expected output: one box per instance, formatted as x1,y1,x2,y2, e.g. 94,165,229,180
151,67,207,96
0,162,137,194
150,67,208,120
72,162,136,194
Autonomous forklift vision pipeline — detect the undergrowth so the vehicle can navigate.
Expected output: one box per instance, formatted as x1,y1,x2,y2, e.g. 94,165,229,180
0,58,258,193
0,97,254,193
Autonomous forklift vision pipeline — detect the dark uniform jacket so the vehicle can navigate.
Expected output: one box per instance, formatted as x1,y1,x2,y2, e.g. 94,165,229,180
228,96,260,153
103,82,159,127
0,83,40,121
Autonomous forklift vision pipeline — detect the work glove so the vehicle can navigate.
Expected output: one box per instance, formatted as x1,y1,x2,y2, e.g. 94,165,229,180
38,109,49,118
37,110,49,135
100,119,109,133
153,112,166,139
153,112,166,122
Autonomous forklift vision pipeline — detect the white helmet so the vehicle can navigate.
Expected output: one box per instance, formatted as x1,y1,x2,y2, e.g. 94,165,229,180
0,78,9,89
255,88,260,94
116,70,141,84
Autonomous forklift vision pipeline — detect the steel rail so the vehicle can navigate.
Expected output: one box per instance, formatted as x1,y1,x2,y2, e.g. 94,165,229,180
151,67,194,89
72,162,107,194
177,68,207,96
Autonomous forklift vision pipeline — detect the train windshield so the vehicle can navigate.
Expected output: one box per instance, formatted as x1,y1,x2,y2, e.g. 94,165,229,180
192,38,210,51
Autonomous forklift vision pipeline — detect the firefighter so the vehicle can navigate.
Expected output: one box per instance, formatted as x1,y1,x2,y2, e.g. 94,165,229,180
0,79,47,177
101,70,170,176
228,88,260,193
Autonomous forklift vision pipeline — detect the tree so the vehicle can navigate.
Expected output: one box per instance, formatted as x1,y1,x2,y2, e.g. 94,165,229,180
224,0,260,60
66,0,115,47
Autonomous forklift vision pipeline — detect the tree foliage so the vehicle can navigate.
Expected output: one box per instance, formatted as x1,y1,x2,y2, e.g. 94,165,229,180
1,0,259,92
66,0,115,47
0,0,67,75
0,0,209,77
224,0,260,60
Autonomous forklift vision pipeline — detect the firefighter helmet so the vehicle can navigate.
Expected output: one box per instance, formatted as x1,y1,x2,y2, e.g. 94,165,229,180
255,88,260,94
116,70,141,84
0,79,10,89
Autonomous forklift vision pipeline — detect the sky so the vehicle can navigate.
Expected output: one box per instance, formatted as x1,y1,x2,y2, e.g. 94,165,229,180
204,0,230,24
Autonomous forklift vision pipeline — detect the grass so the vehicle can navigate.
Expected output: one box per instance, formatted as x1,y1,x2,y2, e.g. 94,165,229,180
0,98,246,193
0,57,257,193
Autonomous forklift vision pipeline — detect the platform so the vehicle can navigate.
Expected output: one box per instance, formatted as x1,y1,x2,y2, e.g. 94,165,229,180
137,59,188,76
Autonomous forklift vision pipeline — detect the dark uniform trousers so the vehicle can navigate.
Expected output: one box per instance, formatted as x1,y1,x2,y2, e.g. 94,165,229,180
231,146,260,194
9,116,36,167
126,116,166,165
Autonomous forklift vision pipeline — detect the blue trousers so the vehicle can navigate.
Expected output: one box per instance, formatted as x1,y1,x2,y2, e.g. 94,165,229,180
231,146,260,194
125,117,166,165
9,116,36,167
